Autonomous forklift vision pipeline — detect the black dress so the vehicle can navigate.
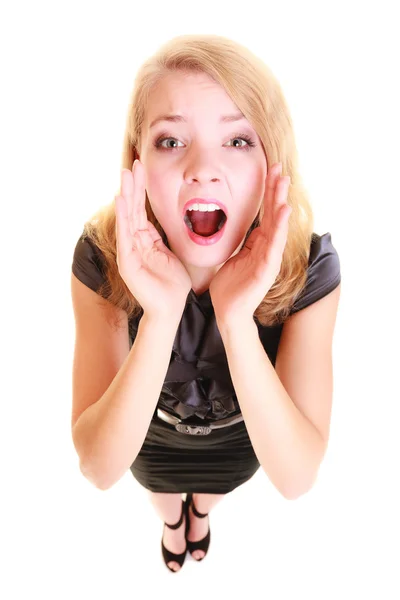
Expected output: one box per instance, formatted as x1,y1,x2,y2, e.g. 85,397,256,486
72,231,341,494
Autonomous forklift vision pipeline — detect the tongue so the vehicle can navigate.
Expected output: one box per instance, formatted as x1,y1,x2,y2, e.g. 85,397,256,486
189,211,221,237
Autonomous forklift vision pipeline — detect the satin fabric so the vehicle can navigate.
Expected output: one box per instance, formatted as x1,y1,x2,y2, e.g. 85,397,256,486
72,230,341,493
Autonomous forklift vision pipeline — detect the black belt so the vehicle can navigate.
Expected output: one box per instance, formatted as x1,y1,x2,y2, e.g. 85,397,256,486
156,408,244,436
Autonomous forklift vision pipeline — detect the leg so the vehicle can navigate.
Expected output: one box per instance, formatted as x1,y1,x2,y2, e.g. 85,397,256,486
148,491,187,572
187,493,225,560
192,492,225,513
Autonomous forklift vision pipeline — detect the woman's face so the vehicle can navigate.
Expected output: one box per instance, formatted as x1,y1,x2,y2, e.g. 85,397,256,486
139,70,268,281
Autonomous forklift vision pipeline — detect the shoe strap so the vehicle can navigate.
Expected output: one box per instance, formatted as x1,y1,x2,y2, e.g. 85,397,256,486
190,496,208,519
165,499,185,530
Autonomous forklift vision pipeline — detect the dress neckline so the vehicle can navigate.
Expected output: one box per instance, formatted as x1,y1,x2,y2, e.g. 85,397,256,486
188,288,212,309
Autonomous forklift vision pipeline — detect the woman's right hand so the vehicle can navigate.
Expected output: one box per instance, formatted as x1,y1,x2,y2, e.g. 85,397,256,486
115,159,192,321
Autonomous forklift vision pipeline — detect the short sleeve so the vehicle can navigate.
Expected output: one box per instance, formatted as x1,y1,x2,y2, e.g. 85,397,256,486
71,232,107,295
290,232,341,314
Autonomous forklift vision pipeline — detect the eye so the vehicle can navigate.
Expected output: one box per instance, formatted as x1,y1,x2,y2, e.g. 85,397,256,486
223,133,255,152
154,137,185,150
225,137,249,148
153,133,256,151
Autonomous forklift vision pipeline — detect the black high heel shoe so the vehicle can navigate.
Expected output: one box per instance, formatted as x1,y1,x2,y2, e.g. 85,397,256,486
161,498,189,572
185,493,211,561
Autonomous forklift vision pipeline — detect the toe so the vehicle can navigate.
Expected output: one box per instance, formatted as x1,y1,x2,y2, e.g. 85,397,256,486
168,561,180,571
193,550,205,560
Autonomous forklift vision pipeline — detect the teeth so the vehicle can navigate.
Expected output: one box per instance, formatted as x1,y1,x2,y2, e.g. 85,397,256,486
184,214,194,231
187,203,221,212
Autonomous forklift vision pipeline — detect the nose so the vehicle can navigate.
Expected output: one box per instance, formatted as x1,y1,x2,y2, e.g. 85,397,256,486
183,153,222,185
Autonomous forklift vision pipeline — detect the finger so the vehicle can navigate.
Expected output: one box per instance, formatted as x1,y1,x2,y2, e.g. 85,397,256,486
120,168,134,237
133,221,164,253
131,160,148,232
278,202,292,226
261,163,282,233
115,194,136,259
146,220,163,243
265,205,291,269
274,176,290,217
134,229,153,252
274,204,291,252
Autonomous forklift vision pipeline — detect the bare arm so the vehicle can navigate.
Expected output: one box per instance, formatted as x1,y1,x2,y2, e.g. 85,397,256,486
72,313,181,490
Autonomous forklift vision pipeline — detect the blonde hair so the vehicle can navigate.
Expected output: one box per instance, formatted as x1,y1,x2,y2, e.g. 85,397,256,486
82,34,314,327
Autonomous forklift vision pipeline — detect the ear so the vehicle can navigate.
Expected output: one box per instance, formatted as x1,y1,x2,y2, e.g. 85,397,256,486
132,146,141,164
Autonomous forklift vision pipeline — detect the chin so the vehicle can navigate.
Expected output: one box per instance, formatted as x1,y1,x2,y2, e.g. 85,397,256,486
182,237,245,268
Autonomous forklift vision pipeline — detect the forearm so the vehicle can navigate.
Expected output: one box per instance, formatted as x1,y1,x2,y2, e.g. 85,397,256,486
72,313,182,490
217,316,325,500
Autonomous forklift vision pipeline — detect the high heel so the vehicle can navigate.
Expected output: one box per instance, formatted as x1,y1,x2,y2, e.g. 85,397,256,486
185,493,211,561
161,498,188,572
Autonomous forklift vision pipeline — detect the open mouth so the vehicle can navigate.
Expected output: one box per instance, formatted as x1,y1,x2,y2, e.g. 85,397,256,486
183,208,228,238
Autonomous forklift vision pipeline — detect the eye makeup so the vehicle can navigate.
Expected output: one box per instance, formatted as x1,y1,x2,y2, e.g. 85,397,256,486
153,131,257,152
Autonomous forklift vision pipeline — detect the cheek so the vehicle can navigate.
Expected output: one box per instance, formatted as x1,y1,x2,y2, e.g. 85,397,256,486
145,167,164,193
236,164,265,204
145,170,168,208
145,171,179,227
146,162,179,191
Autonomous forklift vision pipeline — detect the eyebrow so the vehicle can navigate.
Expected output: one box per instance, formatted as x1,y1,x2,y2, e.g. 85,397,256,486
149,112,246,129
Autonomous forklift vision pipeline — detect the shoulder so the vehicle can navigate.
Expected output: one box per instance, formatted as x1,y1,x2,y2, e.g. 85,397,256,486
290,231,341,315
71,231,107,295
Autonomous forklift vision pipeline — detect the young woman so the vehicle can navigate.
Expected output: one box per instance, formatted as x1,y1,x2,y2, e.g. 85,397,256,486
71,34,341,573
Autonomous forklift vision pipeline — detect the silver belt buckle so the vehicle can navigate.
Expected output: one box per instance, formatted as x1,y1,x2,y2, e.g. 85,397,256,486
175,423,212,435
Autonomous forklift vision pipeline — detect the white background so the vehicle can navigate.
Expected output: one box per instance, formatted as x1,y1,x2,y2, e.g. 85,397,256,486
2,0,399,598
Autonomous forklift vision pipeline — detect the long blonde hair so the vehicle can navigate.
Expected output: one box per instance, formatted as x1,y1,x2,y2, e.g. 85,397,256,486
82,34,314,327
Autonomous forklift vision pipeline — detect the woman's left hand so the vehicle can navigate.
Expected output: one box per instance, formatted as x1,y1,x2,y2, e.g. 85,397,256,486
209,162,292,325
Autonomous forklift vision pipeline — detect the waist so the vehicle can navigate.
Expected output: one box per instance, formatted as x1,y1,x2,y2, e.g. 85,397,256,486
156,408,244,436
